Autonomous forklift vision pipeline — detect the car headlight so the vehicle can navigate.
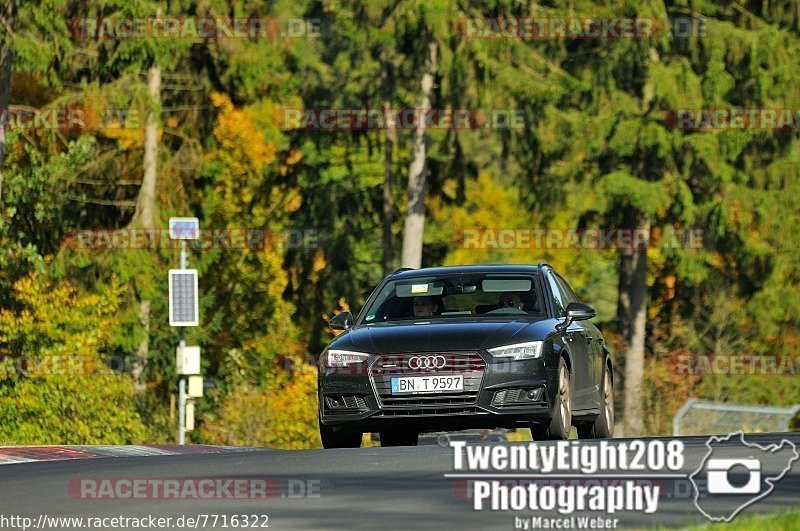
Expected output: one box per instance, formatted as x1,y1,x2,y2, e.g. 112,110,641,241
488,341,544,360
325,349,370,367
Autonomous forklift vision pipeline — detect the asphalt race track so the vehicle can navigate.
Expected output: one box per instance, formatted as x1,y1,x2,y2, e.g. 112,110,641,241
1,433,798,530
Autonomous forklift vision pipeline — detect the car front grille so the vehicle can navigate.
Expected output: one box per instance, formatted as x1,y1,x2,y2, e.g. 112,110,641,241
375,406,487,417
370,351,485,408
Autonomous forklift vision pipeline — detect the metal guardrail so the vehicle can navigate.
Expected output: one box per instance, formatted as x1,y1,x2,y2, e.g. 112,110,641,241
673,398,800,436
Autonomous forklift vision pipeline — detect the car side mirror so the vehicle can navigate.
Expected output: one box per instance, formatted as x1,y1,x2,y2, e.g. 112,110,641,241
556,302,596,331
328,312,354,331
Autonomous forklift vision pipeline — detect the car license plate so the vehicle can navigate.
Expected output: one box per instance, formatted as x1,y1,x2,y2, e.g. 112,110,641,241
391,375,464,395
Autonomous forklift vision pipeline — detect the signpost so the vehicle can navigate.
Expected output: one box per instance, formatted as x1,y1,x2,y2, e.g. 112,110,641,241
168,217,201,445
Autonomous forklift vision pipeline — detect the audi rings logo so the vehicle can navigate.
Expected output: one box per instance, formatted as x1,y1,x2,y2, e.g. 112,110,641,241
408,355,446,370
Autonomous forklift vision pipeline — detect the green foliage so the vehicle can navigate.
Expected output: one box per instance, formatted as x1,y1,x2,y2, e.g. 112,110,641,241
0,375,148,445
1,0,798,446
0,273,148,444
199,357,320,449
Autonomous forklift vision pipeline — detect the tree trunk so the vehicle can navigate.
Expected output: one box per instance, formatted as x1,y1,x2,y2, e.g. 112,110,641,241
617,250,633,340
401,38,437,269
380,46,395,276
135,65,161,229
132,299,151,388
0,0,18,203
132,65,161,392
620,46,659,436
616,207,636,340
623,214,649,436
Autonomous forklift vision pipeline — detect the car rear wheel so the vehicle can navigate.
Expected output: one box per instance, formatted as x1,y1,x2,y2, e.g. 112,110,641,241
320,423,362,449
379,430,419,446
577,364,614,439
531,357,572,440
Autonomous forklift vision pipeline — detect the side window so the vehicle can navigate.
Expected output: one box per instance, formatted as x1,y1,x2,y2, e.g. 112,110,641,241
546,273,567,318
555,274,579,305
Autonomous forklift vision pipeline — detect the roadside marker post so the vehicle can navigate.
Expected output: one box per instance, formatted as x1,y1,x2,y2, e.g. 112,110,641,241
168,217,200,444
187,375,204,398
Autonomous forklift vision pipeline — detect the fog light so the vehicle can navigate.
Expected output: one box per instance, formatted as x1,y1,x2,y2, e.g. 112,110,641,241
325,396,343,408
493,387,543,405
325,395,368,412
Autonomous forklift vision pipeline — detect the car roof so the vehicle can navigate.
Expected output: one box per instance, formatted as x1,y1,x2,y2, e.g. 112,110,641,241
389,264,547,280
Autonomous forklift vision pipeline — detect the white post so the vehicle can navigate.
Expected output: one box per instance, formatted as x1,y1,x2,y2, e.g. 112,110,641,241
178,239,187,445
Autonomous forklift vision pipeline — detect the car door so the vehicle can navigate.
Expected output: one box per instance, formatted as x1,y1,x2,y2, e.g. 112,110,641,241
554,273,604,412
545,272,592,410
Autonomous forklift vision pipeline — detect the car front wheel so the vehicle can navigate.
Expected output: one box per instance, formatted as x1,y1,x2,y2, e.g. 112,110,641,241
531,357,572,441
577,363,614,439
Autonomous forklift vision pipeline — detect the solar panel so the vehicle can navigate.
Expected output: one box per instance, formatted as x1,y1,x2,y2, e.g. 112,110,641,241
169,217,200,240
169,269,199,326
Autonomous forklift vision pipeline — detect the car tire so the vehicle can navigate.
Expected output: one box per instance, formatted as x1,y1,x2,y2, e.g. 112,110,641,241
379,430,419,447
531,357,572,441
319,423,362,449
577,363,614,439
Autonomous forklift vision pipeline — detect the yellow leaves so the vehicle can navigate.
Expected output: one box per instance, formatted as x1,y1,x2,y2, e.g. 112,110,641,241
78,93,149,149
0,273,122,377
436,172,533,266
642,352,701,436
0,375,149,444
210,91,233,113
312,249,327,273
210,92,276,176
264,362,320,449
205,94,306,261
199,360,321,449
286,149,303,166
102,125,147,150
302,248,327,286
199,384,271,446
284,190,302,213
279,149,304,176
663,274,677,300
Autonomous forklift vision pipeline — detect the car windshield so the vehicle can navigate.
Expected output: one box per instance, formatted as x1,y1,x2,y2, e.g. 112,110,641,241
359,273,545,323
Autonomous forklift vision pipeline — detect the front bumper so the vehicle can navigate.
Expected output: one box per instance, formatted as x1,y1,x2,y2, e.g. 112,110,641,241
318,350,559,433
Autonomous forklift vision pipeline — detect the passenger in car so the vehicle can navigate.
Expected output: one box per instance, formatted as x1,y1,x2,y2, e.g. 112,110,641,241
412,296,440,317
497,292,524,310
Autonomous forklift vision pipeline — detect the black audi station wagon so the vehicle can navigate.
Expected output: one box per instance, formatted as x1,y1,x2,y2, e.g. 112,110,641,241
318,264,614,448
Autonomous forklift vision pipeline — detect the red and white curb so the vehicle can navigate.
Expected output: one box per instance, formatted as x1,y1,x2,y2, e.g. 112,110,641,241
0,445,260,465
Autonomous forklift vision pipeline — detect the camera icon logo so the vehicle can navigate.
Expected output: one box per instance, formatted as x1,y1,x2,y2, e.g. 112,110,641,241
689,432,798,522
706,458,761,494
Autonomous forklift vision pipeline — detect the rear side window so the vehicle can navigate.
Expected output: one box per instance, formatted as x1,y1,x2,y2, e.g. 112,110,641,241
546,273,568,318
555,274,580,305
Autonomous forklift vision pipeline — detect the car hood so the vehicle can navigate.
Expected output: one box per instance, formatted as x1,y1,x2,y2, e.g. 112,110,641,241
327,318,556,354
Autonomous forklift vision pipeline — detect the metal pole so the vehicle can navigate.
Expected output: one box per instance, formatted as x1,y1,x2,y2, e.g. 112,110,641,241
178,369,186,445
178,240,187,445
